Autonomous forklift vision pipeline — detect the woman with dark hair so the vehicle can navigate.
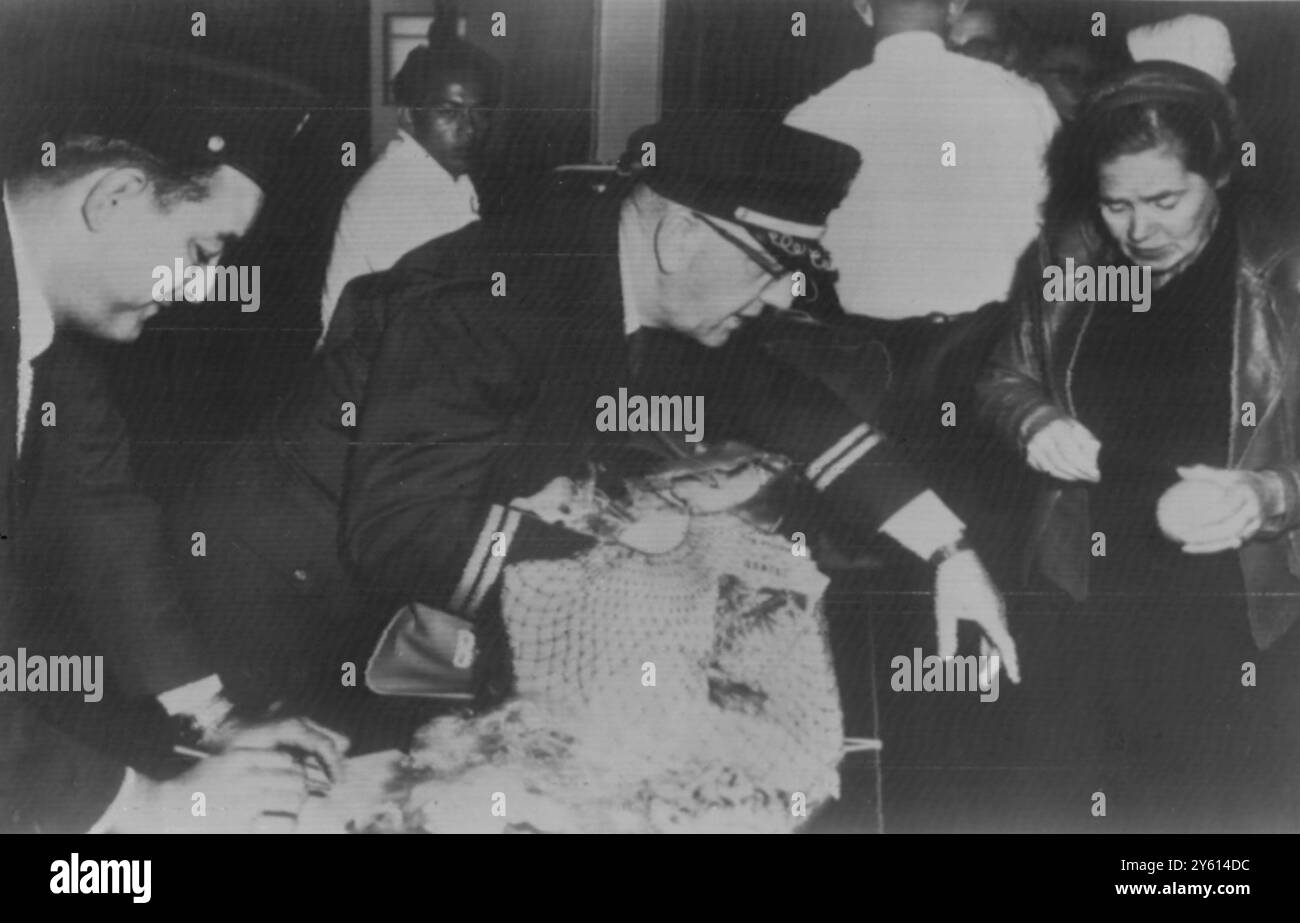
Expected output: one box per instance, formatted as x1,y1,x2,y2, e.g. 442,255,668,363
979,61,1300,832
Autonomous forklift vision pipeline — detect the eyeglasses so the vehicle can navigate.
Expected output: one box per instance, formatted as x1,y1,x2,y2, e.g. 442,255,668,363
692,212,787,277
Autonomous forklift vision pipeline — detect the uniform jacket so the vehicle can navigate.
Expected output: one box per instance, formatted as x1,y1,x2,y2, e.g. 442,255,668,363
185,189,934,714
341,191,932,642
978,204,1300,649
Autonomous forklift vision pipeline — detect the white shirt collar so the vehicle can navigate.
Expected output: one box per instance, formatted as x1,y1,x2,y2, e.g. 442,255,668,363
390,128,478,210
5,182,56,458
391,128,434,163
2,184,55,365
393,129,473,181
873,31,946,63
618,212,645,337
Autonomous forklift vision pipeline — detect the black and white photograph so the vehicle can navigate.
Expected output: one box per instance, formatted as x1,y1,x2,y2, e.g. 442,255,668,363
0,0,1298,881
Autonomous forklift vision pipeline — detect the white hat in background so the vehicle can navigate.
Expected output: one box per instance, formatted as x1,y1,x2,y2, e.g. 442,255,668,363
1126,13,1236,85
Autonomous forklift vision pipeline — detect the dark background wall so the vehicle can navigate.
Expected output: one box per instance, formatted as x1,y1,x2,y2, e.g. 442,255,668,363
664,0,873,115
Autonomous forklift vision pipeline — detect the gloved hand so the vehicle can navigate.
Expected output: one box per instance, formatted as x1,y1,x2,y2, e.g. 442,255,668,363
933,549,1021,684
1157,465,1282,553
1024,415,1101,483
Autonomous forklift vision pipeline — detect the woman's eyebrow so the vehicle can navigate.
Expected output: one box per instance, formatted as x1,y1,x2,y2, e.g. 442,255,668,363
1100,189,1186,205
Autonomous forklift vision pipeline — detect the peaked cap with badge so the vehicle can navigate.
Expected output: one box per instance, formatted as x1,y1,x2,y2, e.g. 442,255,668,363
620,112,861,275
1,41,319,188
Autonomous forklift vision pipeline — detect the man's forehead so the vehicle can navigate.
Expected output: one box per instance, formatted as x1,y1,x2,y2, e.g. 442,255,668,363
209,164,264,196
435,79,487,104
189,165,264,227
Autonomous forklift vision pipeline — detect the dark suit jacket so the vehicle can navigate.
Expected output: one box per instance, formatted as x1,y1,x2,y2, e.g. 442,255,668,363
0,210,125,832
1,201,218,829
15,328,220,769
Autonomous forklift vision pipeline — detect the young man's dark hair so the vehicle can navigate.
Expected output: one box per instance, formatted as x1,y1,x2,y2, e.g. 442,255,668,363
392,37,503,110
7,135,220,205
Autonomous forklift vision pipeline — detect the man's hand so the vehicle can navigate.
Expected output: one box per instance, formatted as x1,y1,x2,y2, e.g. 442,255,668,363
109,718,350,833
1025,416,1101,483
1158,465,1274,553
209,714,349,781
933,550,1021,684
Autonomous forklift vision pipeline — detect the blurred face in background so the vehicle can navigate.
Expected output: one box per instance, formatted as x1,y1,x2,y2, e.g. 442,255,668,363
1035,45,1103,120
948,11,1004,63
407,76,491,178
1098,143,1223,286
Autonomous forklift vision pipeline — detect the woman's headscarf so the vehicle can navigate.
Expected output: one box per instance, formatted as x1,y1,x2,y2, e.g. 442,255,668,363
1078,60,1239,148
1043,60,1241,244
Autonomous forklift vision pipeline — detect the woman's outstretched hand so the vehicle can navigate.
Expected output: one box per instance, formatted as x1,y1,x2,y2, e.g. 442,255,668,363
1025,416,1102,483
1158,465,1278,553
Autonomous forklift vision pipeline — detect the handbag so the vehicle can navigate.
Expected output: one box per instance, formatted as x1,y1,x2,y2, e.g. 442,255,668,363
364,601,477,701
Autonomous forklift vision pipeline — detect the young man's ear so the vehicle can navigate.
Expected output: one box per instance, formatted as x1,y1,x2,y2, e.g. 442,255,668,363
81,167,149,231
654,209,702,275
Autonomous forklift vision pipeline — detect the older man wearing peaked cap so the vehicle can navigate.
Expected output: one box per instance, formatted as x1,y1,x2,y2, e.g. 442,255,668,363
303,113,1019,721
0,42,345,833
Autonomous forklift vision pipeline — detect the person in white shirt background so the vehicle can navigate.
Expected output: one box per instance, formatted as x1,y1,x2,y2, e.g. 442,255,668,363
776,0,1060,833
779,0,1060,558
787,0,1058,326
317,34,501,349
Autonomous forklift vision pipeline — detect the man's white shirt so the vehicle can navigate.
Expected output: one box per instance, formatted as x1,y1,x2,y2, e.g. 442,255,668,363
318,129,478,347
786,31,1058,319
4,185,54,456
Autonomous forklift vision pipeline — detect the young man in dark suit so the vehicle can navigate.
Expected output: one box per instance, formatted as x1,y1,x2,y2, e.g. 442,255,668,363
0,43,344,833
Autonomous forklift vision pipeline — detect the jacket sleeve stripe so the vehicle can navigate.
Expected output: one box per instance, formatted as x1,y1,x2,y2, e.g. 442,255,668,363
811,431,883,491
806,423,873,482
467,507,523,616
449,503,507,613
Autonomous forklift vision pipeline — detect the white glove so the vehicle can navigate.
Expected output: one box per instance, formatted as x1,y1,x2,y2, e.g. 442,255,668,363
933,549,1021,684
1157,465,1275,553
1025,416,1101,483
